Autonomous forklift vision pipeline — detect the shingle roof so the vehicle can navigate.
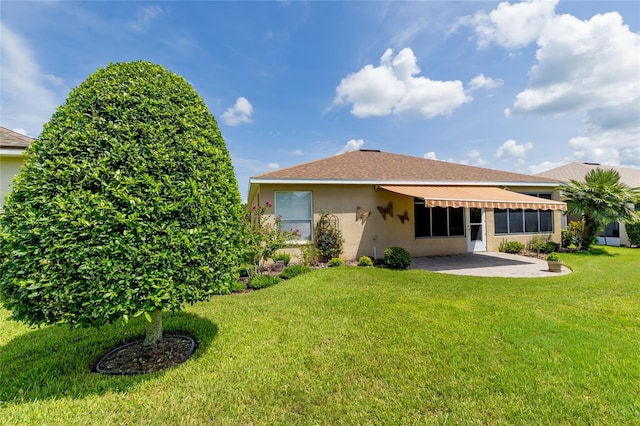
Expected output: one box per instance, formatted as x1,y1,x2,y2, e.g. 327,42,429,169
536,162,640,187
0,126,34,149
252,150,560,184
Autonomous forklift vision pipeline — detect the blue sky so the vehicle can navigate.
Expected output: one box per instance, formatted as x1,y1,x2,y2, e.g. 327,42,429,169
1,0,639,201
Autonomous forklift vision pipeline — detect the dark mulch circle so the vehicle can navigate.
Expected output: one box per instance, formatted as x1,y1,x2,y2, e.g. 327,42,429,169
95,335,196,375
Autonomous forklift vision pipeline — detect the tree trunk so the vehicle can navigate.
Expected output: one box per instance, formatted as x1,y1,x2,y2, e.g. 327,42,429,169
142,310,163,351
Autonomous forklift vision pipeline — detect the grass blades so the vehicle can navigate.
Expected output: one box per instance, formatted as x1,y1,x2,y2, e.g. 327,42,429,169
1,246,639,424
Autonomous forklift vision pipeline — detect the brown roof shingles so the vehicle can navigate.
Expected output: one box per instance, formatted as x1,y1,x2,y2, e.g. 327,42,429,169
252,150,559,184
536,162,640,187
0,127,34,149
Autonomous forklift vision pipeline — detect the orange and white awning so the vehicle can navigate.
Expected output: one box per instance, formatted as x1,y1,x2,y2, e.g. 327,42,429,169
380,185,567,211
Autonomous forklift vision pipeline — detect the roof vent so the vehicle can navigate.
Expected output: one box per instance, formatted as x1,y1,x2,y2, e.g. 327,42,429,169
583,162,601,165
359,149,381,153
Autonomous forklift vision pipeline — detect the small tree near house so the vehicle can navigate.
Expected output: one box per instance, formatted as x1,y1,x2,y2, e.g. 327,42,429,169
0,61,244,351
557,168,640,250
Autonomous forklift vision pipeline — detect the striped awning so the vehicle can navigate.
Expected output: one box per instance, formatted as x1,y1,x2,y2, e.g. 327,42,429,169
380,185,567,211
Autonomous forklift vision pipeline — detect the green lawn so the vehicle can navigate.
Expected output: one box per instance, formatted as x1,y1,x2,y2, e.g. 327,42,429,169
1,246,639,424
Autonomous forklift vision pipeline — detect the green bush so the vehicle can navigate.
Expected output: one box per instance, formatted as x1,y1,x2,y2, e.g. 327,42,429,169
529,235,546,253
280,264,311,280
315,213,344,261
383,247,412,269
358,256,374,267
561,229,574,248
546,252,560,262
247,275,281,290
626,221,640,246
499,241,525,254
545,242,560,253
328,258,344,267
273,252,291,266
300,244,319,266
230,280,246,293
0,62,243,342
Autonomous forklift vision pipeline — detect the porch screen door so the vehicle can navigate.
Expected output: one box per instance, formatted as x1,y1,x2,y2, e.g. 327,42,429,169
467,208,486,252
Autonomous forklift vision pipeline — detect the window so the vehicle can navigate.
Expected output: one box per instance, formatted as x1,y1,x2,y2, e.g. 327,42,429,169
603,222,620,238
275,191,312,242
414,198,464,238
495,192,554,235
521,192,552,199
495,209,553,234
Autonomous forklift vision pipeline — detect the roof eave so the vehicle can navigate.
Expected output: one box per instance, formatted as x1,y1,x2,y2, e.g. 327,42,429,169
248,178,562,187
0,148,26,157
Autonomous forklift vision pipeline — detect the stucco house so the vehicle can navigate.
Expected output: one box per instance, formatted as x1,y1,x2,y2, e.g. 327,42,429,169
536,162,640,247
0,127,34,209
248,150,567,260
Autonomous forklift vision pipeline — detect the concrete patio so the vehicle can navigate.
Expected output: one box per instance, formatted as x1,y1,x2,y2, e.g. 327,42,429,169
411,252,572,278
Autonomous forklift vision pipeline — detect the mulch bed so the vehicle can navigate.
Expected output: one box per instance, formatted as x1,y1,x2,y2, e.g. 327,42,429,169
95,335,196,375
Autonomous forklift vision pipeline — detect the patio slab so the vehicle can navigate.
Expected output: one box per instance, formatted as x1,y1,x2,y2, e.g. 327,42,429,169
411,252,572,278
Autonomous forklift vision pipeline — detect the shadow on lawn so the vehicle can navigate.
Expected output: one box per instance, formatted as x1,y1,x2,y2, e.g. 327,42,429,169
571,247,617,257
0,312,217,404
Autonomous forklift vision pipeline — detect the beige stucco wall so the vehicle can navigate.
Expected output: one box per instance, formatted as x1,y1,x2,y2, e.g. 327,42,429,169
0,156,24,208
252,183,564,260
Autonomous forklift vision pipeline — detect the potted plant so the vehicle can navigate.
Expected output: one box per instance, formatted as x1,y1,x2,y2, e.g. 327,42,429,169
546,252,562,272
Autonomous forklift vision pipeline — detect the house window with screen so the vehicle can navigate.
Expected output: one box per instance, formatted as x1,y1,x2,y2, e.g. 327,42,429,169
494,192,553,234
274,191,312,242
414,198,464,238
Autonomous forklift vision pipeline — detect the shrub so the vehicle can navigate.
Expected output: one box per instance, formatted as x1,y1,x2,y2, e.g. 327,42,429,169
300,244,319,266
328,258,344,267
529,235,546,253
546,252,560,262
626,221,640,247
315,212,344,261
273,252,291,266
242,202,299,275
0,61,243,350
358,256,374,267
567,220,596,251
280,264,311,280
247,275,281,290
499,240,525,254
383,247,412,269
230,280,246,293
545,242,560,253
561,229,574,248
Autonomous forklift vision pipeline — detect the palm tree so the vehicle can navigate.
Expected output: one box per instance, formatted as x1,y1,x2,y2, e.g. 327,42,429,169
557,168,640,250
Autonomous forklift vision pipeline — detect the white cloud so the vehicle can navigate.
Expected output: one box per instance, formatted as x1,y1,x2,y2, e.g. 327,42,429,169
334,48,470,118
463,0,558,49
495,139,533,161
267,162,280,170
0,22,61,136
128,6,163,33
12,128,27,136
467,73,503,92
512,12,639,116
222,97,254,126
467,149,488,165
336,138,364,155
294,149,303,156
423,151,437,160
463,1,640,169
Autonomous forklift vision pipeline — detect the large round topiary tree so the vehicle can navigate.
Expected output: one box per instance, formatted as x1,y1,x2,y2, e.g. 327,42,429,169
0,61,244,350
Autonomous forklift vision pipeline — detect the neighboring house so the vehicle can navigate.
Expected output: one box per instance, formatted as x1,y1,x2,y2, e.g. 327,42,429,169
536,162,640,247
0,127,34,208
249,150,566,260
